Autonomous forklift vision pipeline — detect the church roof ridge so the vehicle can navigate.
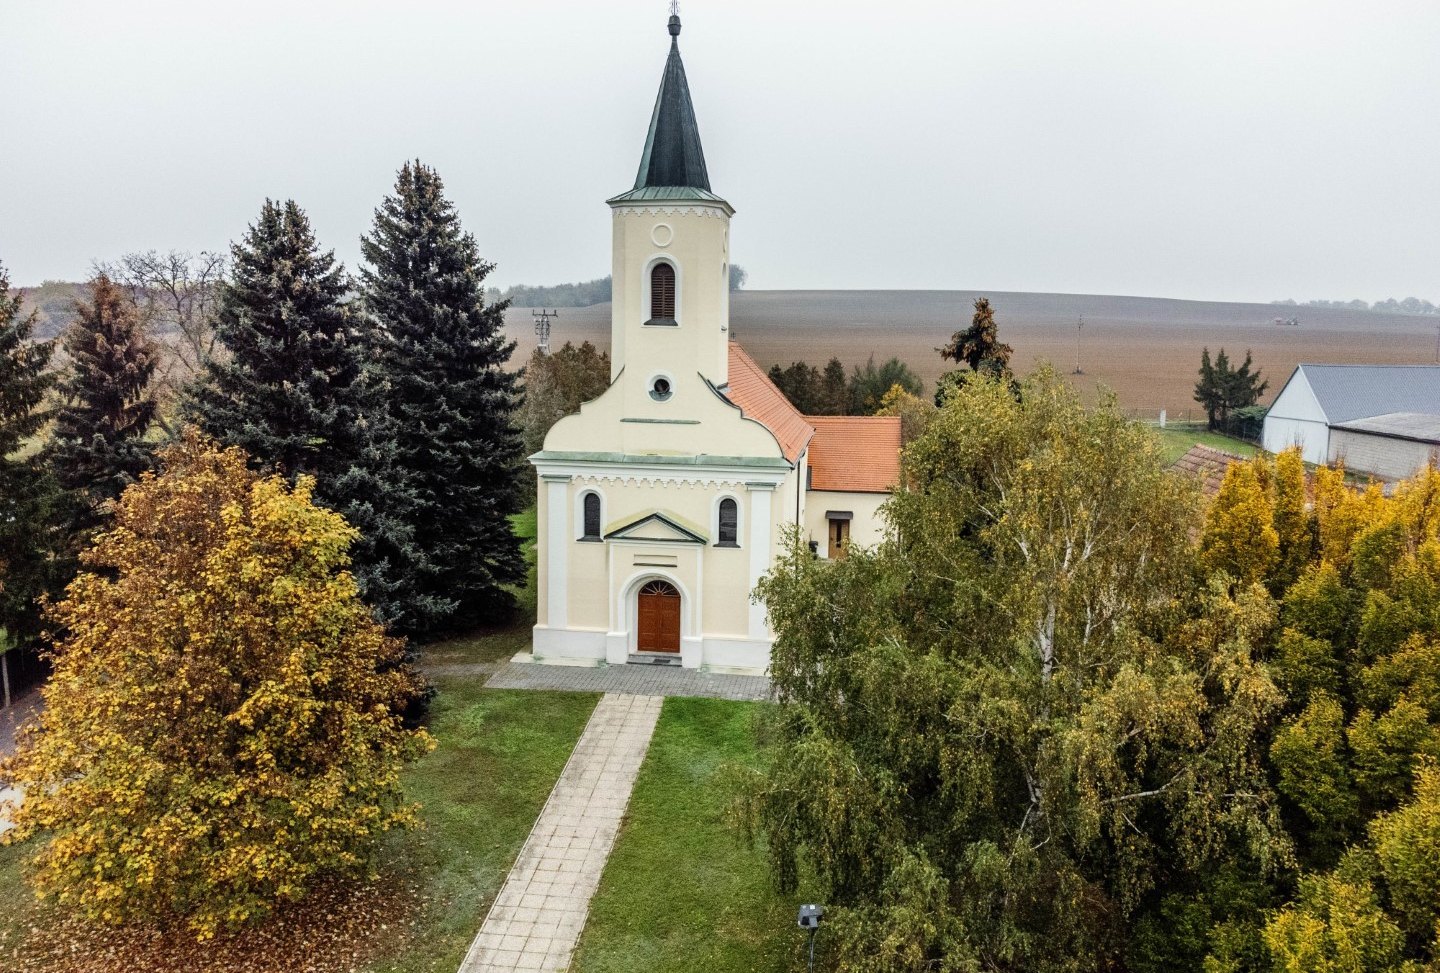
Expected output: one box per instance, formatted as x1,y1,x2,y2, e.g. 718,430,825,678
722,343,815,464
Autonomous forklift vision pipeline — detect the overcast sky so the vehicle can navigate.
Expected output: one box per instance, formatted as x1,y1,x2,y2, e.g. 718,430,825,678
4,0,1438,303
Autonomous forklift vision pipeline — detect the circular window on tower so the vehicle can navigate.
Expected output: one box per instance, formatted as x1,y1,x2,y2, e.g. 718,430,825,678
649,374,674,402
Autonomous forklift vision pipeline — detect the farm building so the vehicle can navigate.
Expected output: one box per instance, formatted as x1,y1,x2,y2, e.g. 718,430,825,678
1261,364,1440,476
529,13,900,673
1329,413,1440,482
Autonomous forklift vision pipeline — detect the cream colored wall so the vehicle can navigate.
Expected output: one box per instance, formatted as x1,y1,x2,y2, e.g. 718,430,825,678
609,201,732,388
560,476,774,639
804,490,890,556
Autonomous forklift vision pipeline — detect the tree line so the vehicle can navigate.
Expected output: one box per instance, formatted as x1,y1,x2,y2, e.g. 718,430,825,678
1273,296,1440,316
488,263,748,309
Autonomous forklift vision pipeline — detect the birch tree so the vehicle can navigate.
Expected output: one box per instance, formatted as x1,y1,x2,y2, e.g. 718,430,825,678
742,368,1286,973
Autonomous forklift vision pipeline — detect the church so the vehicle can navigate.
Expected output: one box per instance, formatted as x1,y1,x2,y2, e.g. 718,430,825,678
530,11,900,674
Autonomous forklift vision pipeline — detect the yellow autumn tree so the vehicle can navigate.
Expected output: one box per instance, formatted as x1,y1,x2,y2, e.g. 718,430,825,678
875,382,937,445
0,434,432,937
1271,447,1313,592
1200,459,1279,586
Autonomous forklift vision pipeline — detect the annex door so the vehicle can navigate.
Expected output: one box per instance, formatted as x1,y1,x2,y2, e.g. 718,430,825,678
636,579,681,653
828,518,851,559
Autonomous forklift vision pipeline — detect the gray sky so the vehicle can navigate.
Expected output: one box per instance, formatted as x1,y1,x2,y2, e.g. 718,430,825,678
4,0,1438,303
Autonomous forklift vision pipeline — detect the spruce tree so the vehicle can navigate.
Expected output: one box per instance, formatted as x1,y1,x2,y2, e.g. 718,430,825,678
361,161,525,633
186,200,428,634
189,200,366,478
0,261,63,643
48,273,158,525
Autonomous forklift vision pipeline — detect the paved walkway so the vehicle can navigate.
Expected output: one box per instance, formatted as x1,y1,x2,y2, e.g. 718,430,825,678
1,687,43,761
485,659,771,701
459,693,663,973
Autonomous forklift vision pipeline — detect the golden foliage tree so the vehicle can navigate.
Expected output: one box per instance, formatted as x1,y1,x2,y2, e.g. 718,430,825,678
0,434,432,937
1200,460,1280,586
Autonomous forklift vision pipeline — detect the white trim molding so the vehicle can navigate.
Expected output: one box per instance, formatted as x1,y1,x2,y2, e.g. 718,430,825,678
542,473,571,629
745,482,776,640
712,492,743,548
574,486,606,542
643,254,683,327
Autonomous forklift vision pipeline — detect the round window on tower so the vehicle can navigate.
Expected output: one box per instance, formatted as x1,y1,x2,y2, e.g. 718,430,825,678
649,375,673,402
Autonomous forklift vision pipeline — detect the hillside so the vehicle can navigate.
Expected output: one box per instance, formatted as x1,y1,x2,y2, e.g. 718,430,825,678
503,290,1440,418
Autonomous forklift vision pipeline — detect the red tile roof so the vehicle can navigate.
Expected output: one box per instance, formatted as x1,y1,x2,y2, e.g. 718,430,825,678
806,415,902,493
724,344,814,462
1170,443,1246,498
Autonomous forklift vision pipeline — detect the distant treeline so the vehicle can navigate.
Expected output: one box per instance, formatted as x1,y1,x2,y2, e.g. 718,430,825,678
1272,296,1440,315
12,280,83,339
491,264,747,308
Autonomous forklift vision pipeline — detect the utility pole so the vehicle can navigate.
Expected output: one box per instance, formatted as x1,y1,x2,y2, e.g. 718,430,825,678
1072,315,1085,375
533,308,557,355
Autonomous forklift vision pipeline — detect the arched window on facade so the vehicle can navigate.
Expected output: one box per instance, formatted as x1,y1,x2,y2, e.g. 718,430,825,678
717,497,739,547
650,262,676,322
581,491,601,541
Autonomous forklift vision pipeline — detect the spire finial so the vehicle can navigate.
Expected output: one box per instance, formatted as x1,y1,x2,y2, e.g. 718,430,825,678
668,0,681,38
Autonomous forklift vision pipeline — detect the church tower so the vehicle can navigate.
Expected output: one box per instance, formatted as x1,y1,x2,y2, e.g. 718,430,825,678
606,9,733,399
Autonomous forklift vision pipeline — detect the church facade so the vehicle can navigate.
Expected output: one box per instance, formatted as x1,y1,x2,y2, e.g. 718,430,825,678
530,13,899,674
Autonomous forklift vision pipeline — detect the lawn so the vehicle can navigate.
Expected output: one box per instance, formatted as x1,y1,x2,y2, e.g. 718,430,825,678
1153,424,1259,466
367,683,596,972
571,697,814,973
0,683,597,973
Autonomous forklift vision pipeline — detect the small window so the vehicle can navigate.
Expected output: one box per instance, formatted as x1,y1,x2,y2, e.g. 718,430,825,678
582,492,601,540
650,262,676,322
649,376,673,402
717,498,739,547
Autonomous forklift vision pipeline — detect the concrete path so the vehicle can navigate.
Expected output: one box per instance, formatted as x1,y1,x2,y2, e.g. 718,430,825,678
486,659,771,702
0,687,43,761
458,692,664,973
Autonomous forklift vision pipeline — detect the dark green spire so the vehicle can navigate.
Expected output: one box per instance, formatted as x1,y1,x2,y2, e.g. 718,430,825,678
633,11,711,192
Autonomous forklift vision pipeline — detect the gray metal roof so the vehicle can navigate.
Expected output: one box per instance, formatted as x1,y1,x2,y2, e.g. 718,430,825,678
631,14,711,193
1295,364,1440,424
606,185,729,206
1330,412,1440,446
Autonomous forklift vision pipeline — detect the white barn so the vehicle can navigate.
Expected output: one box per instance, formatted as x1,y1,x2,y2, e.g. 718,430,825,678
1261,364,1440,469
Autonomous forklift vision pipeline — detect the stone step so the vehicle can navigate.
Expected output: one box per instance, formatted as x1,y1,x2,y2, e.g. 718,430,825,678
626,653,682,667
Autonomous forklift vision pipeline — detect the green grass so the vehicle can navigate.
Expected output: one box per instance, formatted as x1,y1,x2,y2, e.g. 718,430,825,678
1154,425,1259,466
0,684,598,970
368,684,597,972
571,697,813,973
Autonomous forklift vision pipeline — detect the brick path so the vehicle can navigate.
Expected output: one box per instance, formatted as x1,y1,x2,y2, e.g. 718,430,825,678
457,693,664,973
485,660,771,701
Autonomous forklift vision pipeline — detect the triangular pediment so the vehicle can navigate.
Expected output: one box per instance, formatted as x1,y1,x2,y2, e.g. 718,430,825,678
604,511,707,545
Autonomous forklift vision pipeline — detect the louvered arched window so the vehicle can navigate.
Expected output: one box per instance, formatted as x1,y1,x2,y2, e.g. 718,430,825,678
717,497,739,547
650,262,676,322
581,492,601,540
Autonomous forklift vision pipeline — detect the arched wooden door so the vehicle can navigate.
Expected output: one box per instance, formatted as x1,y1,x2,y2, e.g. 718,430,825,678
636,579,681,653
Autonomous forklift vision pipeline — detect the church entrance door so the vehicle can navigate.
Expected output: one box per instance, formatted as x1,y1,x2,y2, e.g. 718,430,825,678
636,579,681,653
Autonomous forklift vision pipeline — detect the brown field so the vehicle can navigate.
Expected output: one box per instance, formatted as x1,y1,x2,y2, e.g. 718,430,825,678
504,290,1440,420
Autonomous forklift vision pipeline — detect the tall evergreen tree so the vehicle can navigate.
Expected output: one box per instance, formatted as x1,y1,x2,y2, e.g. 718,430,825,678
0,261,63,643
361,161,525,633
940,297,1014,378
47,273,158,528
189,200,366,479
186,200,426,634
